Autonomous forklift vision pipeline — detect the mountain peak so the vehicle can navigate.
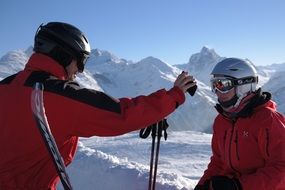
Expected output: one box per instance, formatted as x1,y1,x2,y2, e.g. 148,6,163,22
89,48,126,66
140,56,161,63
134,56,176,76
188,46,221,67
184,47,223,85
91,48,115,59
201,46,211,52
138,56,173,69
199,46,219,59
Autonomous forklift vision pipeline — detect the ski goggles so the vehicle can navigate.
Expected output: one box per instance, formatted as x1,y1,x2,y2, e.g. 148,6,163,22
211,76,258,93
76,52,89,73
211,77,235,93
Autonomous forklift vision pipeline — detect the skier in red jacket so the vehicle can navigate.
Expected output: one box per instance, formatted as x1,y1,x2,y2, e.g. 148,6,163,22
195,58,285,190
0,22,196,190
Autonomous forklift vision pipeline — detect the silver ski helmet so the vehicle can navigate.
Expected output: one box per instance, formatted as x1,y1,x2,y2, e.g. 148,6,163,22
211,58,258,79
211,58,258,107
34,22,91,72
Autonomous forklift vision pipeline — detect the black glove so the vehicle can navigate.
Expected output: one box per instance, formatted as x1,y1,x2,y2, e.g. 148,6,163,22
210,176,242,190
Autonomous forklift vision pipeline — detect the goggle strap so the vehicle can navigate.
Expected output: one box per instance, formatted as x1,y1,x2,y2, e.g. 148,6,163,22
233,76,258,86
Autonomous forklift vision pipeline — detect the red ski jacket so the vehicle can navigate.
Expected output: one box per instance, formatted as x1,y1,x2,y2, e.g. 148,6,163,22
198,92,285,190
0,53,185,189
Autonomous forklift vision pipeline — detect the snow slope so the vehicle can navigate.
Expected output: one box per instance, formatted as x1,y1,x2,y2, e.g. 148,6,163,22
57,131,212,190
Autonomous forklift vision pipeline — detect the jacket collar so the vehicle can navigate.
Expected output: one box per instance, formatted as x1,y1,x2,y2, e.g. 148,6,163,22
216,89,273,119
24,53,68,80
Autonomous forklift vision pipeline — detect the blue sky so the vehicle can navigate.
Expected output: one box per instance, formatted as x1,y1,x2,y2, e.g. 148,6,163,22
1,0,284,66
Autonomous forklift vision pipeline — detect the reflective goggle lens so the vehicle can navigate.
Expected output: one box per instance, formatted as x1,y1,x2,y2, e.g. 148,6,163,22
211,78,234,93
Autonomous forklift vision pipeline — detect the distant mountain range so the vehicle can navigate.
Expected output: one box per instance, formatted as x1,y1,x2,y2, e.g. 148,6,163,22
1,46,284,132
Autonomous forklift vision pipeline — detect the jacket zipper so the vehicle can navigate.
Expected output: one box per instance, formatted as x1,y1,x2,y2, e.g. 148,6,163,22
229,120,241,175
235,132,240,160
265,128,270,157
223,130,228,162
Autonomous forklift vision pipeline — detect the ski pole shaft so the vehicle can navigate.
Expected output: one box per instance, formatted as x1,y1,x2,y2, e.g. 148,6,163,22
148,124,157,190
152,136,161,190
140,119,168,190
152,121,163,190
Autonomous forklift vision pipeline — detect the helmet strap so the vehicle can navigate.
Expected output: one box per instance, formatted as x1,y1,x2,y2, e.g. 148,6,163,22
218,94,239,109
221,91,256,116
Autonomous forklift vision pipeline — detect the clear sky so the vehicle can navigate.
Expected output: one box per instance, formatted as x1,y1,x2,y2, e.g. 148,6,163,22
1,0,284,66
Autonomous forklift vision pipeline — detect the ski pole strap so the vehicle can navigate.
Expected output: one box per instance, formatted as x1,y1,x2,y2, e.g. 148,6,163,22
161,119,169,141
139,123,155,139
139,119,169,140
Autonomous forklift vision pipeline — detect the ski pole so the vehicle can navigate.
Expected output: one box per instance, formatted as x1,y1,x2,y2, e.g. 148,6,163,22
139,119,168,190
151,120,164,190
149,124,157,190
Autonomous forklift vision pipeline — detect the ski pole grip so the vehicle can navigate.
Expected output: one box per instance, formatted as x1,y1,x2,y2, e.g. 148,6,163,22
139,125,153,139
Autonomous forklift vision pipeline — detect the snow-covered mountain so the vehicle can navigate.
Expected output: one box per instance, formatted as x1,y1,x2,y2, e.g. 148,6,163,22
175,46,224,85
1,47,285,132
0,47,33,79
83,48,217,132
259,64,285,113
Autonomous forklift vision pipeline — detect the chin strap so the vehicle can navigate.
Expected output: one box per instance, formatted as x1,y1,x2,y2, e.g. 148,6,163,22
218,94,239,109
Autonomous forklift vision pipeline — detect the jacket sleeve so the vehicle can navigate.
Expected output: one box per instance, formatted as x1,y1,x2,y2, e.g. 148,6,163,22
197,117,225,185
72,86,185,137
239,111,285,190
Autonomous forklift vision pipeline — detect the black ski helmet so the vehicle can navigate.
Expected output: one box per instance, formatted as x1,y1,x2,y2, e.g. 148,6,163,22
34,22,91,72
